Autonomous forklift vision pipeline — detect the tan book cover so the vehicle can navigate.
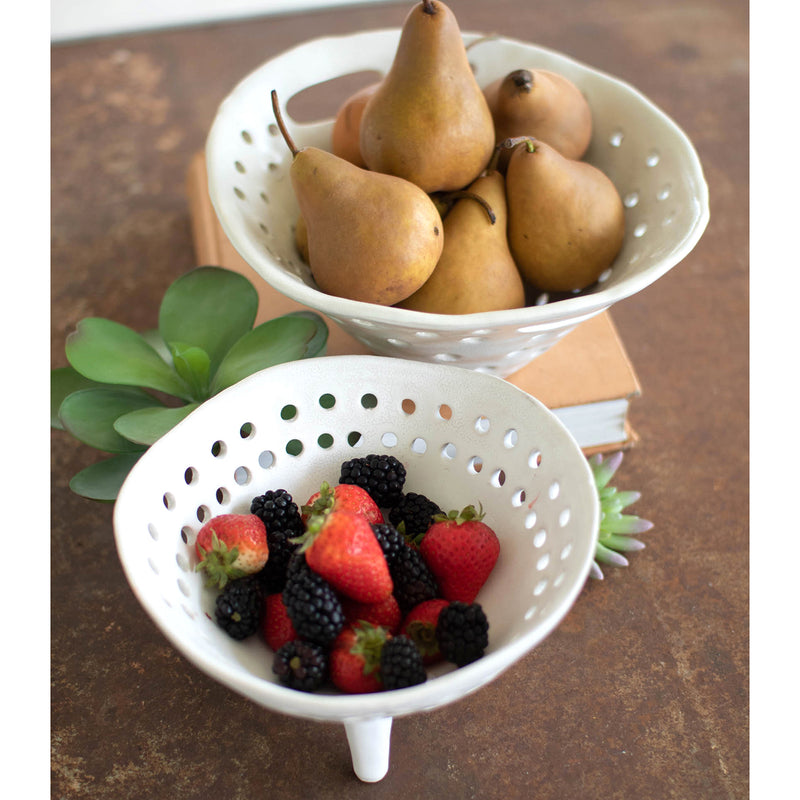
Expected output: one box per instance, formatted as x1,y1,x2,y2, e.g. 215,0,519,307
186,152,640,452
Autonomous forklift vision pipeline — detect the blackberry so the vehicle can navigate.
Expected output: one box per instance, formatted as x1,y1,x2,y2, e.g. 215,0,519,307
214,576,263,640
251,489,304,594
380,635,427,691
250,488,304,536
388,492,443,541
282,557,345,646
272,640,328,692
435,601,489,667
390,545,439,614
339,454,407,507
371,522,407,566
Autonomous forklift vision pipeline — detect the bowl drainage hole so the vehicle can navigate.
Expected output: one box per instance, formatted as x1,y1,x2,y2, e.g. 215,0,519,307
286,439,304,457
490,469,506,488
319,393,336,409
475,415,490,434
468,456,483,475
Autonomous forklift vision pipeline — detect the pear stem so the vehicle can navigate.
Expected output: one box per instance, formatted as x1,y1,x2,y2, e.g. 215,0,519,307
422,0,437,15
271,89,299,157
440,190,496,224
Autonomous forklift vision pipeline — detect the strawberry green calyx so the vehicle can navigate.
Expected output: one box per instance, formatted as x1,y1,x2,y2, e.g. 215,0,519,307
291,510,326,552
404,619,438,659
432,503,486,525
195,531,246,589
300,481,336,519
351,622,389,677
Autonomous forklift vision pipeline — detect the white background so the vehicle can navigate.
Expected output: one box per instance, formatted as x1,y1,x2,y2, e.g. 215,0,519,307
51,0,394,42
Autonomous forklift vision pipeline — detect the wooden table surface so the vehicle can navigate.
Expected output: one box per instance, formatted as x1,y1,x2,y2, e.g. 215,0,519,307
51,1,748,797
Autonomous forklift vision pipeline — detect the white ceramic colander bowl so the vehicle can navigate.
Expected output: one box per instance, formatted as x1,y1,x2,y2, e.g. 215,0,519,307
113,356,599,782
205,29,709,377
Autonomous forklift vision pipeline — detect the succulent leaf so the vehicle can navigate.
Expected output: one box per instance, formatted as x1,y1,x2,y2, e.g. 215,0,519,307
51,366,104,430
158,267,258,374
66,317,193,400
169,342,211,400
68,453,144,502
113,403,200,445
58,387,158,453
210,312,328,394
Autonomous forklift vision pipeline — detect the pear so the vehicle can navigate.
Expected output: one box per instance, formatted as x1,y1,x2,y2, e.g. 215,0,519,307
294,212,309,263
505,138,625,292
483,68,592,168
271,90,443,306
398,170,525,313
330,82,380,168
359,0,496,193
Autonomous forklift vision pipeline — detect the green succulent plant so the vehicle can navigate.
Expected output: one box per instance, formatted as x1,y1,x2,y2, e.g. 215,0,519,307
588,450,653,579
51,266,328,502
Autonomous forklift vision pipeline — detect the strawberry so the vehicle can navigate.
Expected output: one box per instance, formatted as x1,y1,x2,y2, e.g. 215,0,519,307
195,513,269,589
399,598,450,665
329,622,388,694
301,481,383,526
419,505,500,603
340,592,402,635
261,592,297,651
297,509,393,603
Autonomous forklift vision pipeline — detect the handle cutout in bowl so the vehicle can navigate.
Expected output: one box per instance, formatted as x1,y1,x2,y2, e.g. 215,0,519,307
286,70,384,124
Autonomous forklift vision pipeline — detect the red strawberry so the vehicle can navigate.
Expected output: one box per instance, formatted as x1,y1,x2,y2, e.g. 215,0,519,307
261,593,297,651
329,622,388,694
399,598,450,665
195,513,269,589
419,505,500,603
299,509,393,603
302,481,383,526
340,593,402,634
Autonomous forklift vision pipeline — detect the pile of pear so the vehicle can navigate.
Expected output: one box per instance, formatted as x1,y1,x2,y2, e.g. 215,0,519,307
273,0,625,315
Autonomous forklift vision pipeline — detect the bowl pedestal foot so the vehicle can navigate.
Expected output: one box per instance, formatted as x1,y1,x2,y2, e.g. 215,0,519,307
344,716,393,782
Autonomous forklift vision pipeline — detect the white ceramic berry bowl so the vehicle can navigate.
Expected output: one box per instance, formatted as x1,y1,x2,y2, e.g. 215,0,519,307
205,28,709,377
113,355,599,782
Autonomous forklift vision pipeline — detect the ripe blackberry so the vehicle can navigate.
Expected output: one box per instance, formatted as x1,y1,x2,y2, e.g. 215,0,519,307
251,489,304,594
272,640,328,692
214,576,263,640
390,545,439,614
435,601,489,667
371,522,407,566
388,492,443,541
339,454,407,507
282,557,345,646
250,488,304,536
380,635,427,691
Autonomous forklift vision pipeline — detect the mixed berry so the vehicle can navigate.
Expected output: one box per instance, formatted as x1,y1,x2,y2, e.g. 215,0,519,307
193,453,500,694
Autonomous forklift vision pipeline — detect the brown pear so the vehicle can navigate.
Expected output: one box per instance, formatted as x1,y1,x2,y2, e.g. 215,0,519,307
294,213,309,263
506,138,624,292
483,68,592,168
272,90,443,305
398,170,525,314
359,0,495,193
330,82,380,167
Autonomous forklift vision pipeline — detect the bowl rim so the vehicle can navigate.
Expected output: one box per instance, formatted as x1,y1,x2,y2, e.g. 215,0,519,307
113,355,600,722
206,28,710,332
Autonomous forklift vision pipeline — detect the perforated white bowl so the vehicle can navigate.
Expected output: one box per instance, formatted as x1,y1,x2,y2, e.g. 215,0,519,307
206,29,709,377
113,356,598,781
